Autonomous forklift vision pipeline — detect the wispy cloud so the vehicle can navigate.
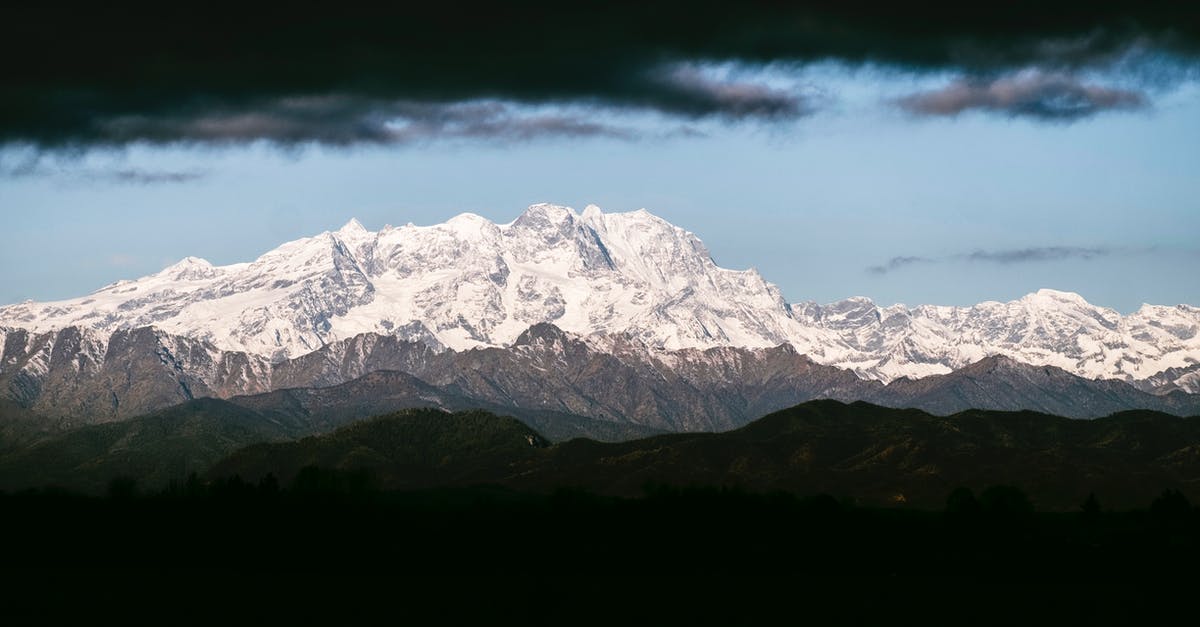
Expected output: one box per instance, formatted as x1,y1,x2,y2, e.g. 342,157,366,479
963,246,1113,263
868,246,1127,275
895,71,1148,121
0,160,207,185
654,65,811,120
89,98,645,147
29,88,776,148
866,255,934,275
106,253,137,267
103,169,206,184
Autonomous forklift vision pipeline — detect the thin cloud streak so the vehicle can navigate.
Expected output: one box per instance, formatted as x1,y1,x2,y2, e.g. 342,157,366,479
868,246,1127,275
964,246,1113,263
895,71,1148,121
83,99,653,147
106,254,137,267
0,161,208,185
104,169,207,184
866,255,933,275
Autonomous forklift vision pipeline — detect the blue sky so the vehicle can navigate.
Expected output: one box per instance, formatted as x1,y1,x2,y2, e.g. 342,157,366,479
2,67,1198,313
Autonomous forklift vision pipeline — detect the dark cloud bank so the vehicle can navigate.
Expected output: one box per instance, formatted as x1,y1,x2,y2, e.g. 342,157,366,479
3,2,1197,148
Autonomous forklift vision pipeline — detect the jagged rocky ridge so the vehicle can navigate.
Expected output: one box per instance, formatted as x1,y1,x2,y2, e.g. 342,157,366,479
1,204,1196,391
1,322,1196,440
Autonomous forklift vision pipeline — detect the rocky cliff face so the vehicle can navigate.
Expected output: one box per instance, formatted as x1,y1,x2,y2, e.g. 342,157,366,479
2,322,1196,437
0,326,270,425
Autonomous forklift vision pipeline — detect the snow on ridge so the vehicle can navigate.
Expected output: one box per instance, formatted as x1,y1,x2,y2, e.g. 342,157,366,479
0,204,1197,389
792,287,1200,385
0,204,799,361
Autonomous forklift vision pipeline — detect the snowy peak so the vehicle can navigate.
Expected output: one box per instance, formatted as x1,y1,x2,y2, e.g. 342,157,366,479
959,354,1044,376
1024,287,1090,305
0,204,797,361
155,256,221,282
512,202,577,228
336,217,367,235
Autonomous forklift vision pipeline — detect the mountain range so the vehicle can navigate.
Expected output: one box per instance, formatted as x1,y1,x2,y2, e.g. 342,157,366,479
1,204,1197,441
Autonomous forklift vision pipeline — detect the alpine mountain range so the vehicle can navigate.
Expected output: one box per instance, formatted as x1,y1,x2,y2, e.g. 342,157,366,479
2,203,1198,439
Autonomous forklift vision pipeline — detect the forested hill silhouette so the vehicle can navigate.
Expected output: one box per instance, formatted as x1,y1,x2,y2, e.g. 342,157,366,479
0,379,659,494
210,408,550,492
207,400,1200,510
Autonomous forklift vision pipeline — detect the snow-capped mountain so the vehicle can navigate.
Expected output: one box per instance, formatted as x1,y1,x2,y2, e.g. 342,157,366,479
0,204,802,360
1,204,1197,391
793,290,1200,389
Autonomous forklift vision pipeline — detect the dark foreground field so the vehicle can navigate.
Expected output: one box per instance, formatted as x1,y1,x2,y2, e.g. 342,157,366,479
6,400,1200,624
3,482,1199,625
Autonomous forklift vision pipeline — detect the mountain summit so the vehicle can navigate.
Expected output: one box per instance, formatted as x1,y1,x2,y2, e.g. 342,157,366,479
0,204,797,360
1,204,1197,391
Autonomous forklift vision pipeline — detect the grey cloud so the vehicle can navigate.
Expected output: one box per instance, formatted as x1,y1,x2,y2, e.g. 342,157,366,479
869,246,1122,275
0,160,207,185
654,66,810,120
91,98,640,147
964,246,1113,263
896,72,1148,121
103,169,207,184
867,256,933,275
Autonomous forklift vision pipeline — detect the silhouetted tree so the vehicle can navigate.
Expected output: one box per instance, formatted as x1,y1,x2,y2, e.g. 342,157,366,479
292,466,328,494
258,472,280,497
946,487,981,517
345,468,379,499
107,476,138,501
210,474,254,501
979,485,1033,519
550,486,604,512
800,493,842,518
1081,493,1101,522
184,472,203,498
1150,489,1191,526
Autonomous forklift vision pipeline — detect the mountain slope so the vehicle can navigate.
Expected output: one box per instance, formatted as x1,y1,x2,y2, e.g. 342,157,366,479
874,355,1200,418
0,398,295,493
227,368,666,442
0,398,48,453
0,370,660,494
0,326,271,423
208,408,548,490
